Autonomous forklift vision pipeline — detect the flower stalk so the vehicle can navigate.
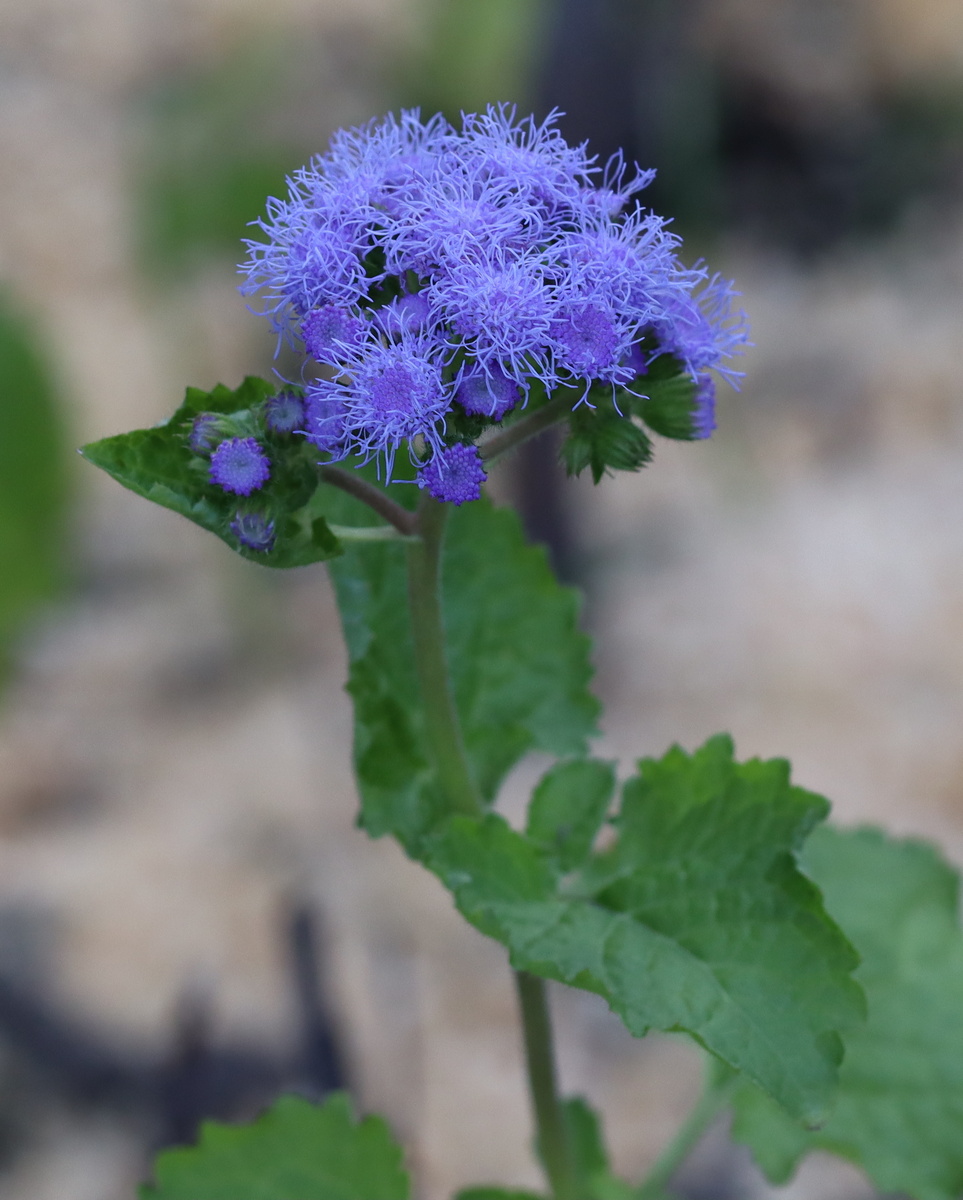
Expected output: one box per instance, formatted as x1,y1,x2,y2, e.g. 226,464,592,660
515,971,579,1200
405,494,484,818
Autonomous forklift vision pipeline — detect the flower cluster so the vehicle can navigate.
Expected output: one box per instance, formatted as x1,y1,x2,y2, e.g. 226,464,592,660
240,106,748,503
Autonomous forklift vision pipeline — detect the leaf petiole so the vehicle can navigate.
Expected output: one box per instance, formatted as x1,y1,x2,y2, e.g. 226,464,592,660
635,1057,737,1199
327,523,417,542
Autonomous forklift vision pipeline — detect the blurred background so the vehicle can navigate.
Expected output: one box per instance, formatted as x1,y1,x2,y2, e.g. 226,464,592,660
1,0,963,1196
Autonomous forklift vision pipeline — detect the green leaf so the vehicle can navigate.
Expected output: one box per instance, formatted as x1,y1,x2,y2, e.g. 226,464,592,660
526,760,616,872
632,360,700,442
561,1097,636,1200
732,826,963,1200
141,1093,409,1199
428,735,864,1123
562,399,652,484
327,496,600,851
80,377,342,568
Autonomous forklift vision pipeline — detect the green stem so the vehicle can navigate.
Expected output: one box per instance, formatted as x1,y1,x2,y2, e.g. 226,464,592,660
514,971,578,1200
403,492,576,1197
327,523,415,542
319,465,416,535
479,389,575,463
635,1060,737,1199
405,494,484,818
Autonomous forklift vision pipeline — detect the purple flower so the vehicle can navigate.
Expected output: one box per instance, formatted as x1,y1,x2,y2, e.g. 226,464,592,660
692,373,716,439
621,341,649,378
230,511,276,552
301,305,368,363
240,105,750,476
189,412,221,454
550,299,630,383
576,150,656,218
382,170,547,277
650,272,749,386
241,195,370,341
455,366,521,420
304,389,348,455
264,390,306,434
417,443,487,505
375,292,433,337
304,330,452,469
458,105,593,207
210,437,270,495
431,252,557,383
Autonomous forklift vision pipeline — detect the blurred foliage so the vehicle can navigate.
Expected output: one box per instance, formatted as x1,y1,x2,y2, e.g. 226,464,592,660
404,0,547,119
132,39,321,281
857,81,963,233
0,292,69,681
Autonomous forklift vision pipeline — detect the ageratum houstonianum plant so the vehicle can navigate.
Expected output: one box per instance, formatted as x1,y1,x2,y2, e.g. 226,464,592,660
83,108,963,1200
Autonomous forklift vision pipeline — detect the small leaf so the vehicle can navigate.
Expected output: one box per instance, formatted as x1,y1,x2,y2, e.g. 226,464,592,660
632,363,700,442
141,1093,409,1200
428,736,864,1123
732,826,963,1200
327,497,600,851
562,395,652,483
561,1097,635,1200
80,377,342,568
527,760,616,871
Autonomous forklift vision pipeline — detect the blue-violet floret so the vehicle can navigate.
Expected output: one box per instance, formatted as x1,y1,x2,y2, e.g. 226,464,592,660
189,412,222,454
264,390,306,434
210,437,271,495
230,511,276,552
303,329,452,471
456,367,522,421
417,443,487,505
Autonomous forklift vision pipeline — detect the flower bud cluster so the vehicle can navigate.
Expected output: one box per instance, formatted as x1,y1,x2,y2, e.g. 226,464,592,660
188,391,308,552
240,106,748,503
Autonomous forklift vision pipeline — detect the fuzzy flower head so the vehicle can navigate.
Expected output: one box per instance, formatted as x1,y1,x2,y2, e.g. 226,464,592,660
417,442,487,505
230,511,276,553
210,437,271,496
456,366,522,421
240,105,749,489
304,330,452,470
264,390,306,434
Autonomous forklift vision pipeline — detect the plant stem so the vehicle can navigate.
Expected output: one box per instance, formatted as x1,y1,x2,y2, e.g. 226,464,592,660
327,523,415,542
319,465,417,535
635,1060,737,1199
479,390,575,463
403,491,577,1197
405,494,484,818
514,971,578,1200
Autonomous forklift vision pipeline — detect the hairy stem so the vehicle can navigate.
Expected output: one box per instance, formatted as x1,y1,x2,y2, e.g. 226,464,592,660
479,390,576,463
515,971,578,1200
404,491,577,1197
636,1059,737,1199
319,465,417,535
405,494,484,818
